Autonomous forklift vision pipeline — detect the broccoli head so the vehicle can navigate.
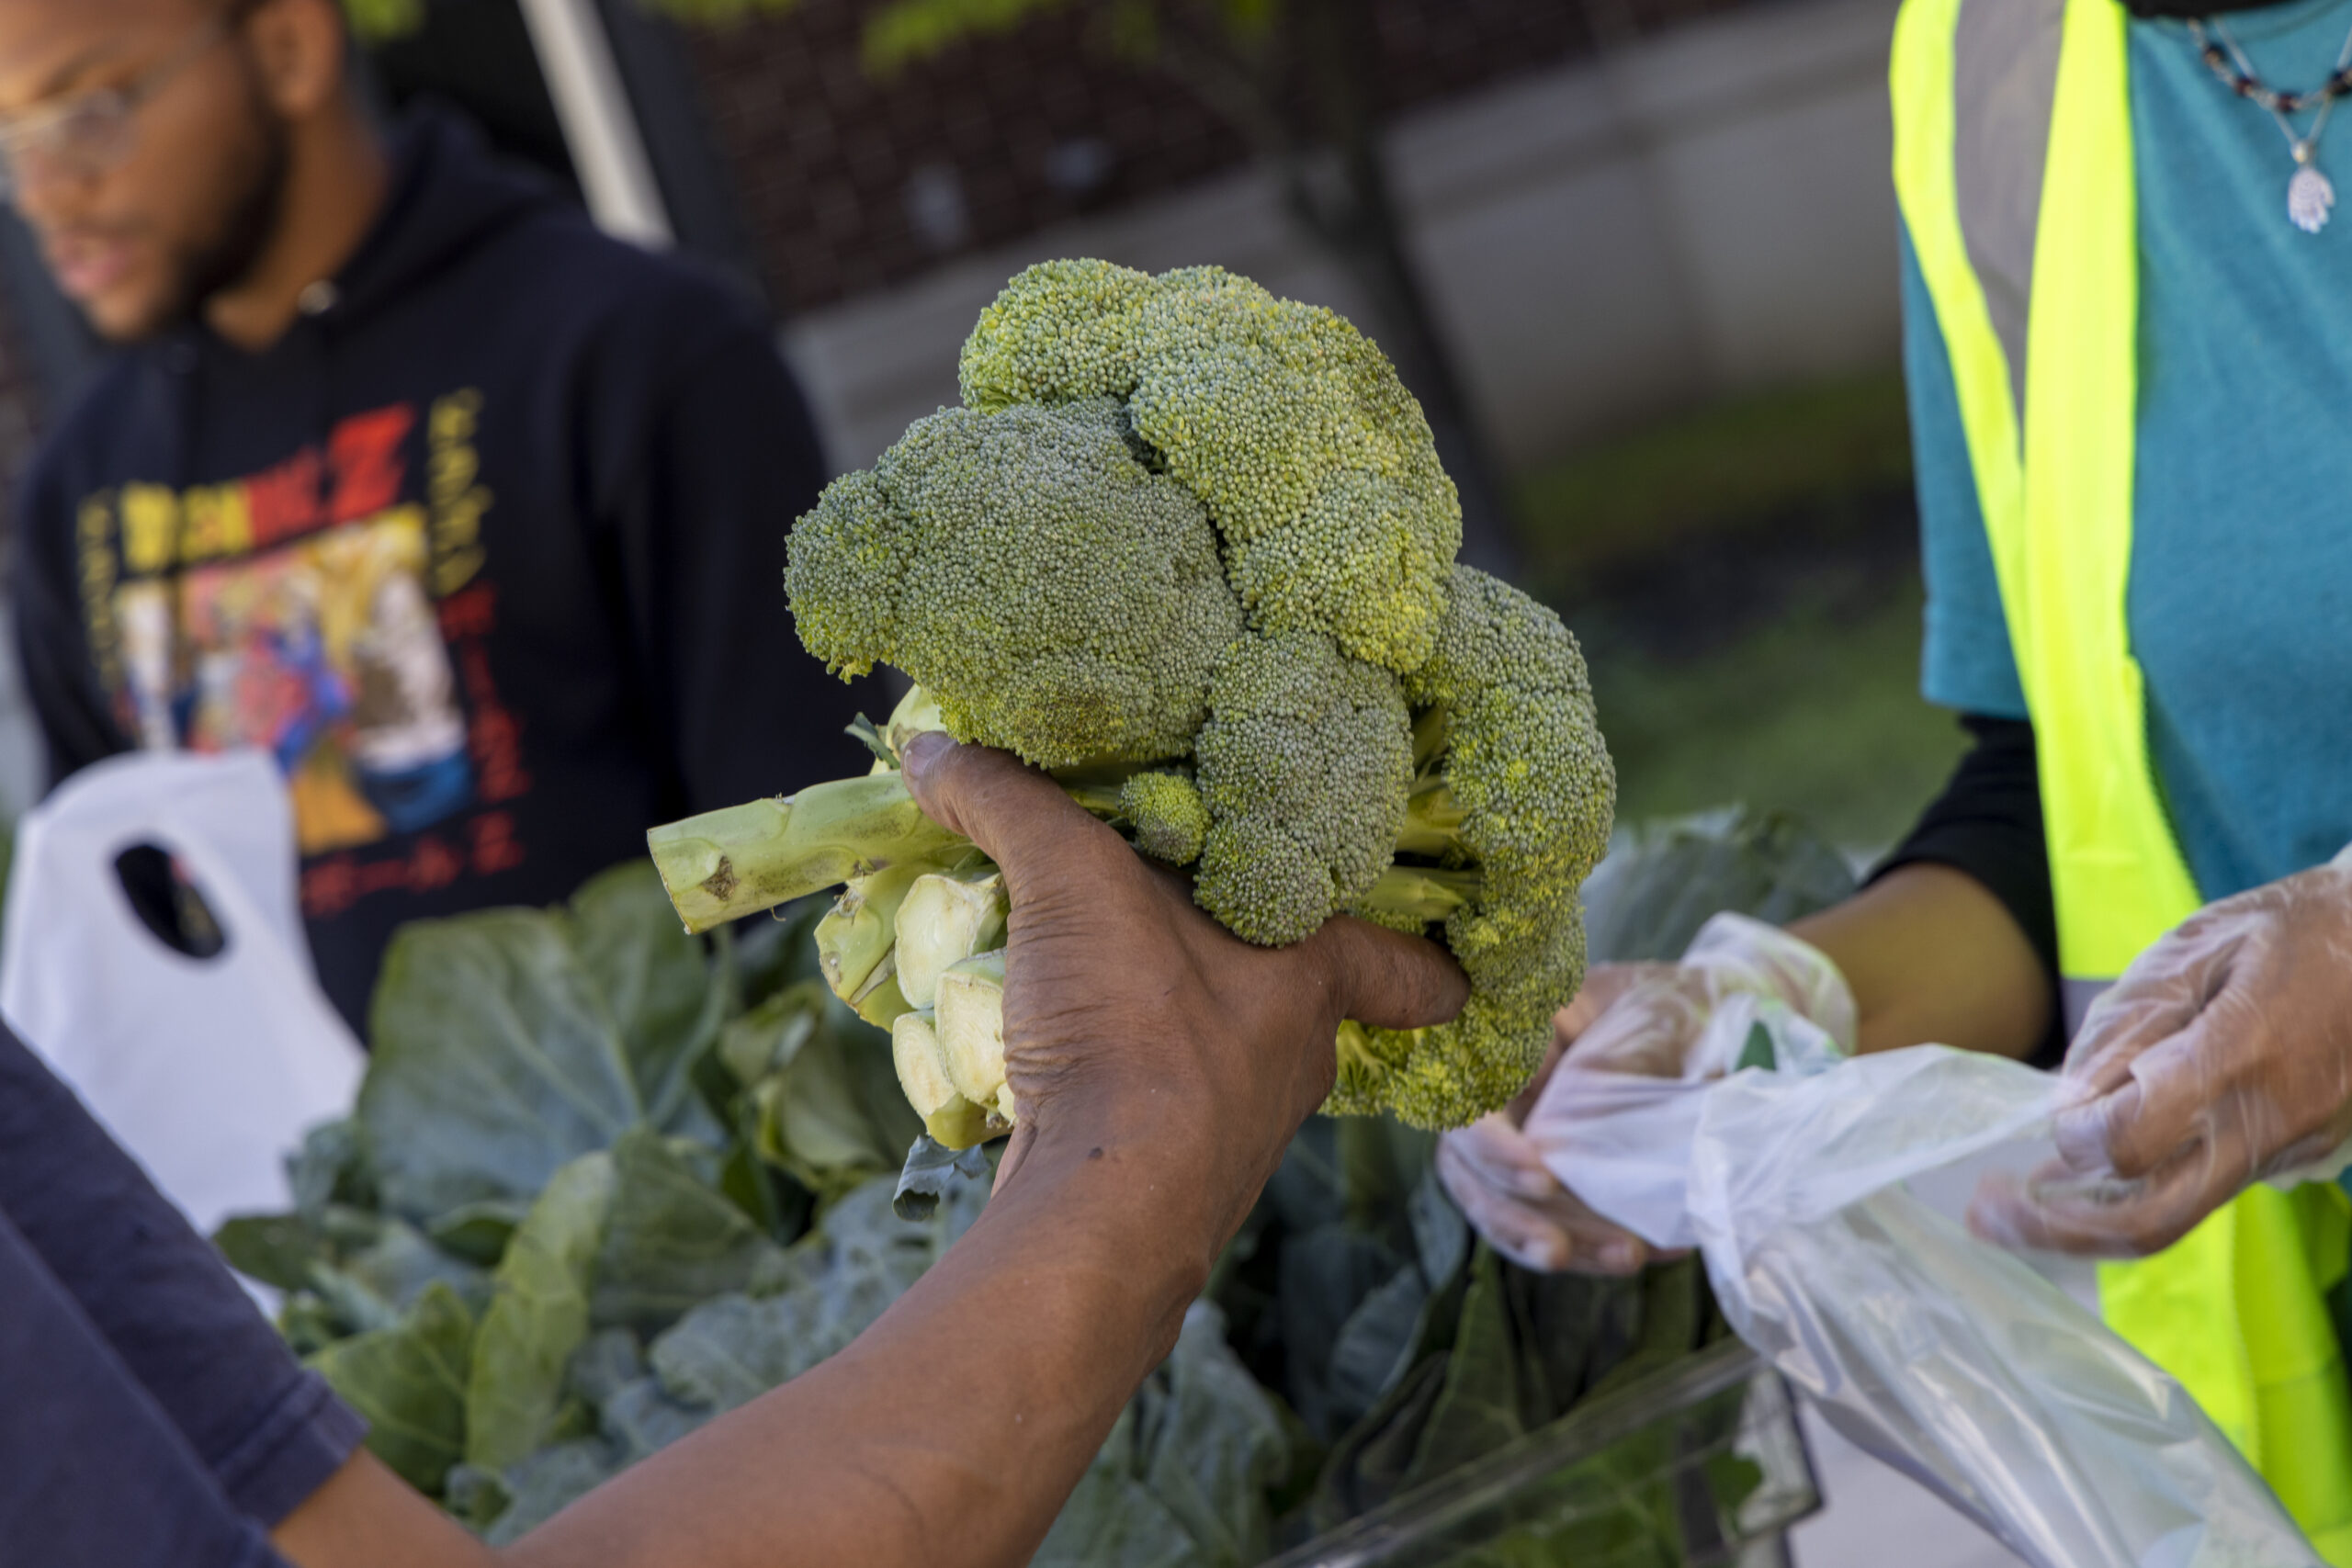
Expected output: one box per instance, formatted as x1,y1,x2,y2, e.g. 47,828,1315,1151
1328,565,1617,1125
786,398,1240,768
959,260,1461,674
1119,772,1210,867
651,261,1618,1138
1193,632,1413,947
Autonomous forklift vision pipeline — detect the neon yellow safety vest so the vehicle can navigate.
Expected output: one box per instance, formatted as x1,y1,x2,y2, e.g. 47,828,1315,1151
1890,0,2352,1553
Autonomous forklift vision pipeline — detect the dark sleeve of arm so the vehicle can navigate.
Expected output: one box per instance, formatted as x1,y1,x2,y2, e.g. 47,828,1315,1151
0,1201,289,1567
9,457,127,792
0,1021,366,1525
605,309,866,814
1869,714,2065,1066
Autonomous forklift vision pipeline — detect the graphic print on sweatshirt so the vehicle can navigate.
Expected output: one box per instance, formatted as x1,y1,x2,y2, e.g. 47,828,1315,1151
73,389,530,911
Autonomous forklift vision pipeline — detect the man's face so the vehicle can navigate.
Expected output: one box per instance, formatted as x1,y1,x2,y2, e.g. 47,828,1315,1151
0,0,288,342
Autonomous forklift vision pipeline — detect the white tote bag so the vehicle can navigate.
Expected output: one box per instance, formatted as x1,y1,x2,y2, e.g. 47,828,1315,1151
0,750,363,1239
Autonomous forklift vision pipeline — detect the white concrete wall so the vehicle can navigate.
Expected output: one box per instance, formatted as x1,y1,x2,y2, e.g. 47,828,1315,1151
786,0,1904,476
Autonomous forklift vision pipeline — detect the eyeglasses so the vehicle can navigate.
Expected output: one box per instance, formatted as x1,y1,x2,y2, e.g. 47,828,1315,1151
0,17,234,202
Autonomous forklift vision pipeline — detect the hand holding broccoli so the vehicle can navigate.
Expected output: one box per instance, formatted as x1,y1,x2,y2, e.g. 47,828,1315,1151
648,258,1615,1143
897,729,1470,1237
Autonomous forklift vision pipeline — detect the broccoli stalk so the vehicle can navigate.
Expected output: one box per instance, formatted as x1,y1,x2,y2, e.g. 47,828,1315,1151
646,773,966,935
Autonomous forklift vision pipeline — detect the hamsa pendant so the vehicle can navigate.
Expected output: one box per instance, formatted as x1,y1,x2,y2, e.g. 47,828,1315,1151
2290,163,2335,234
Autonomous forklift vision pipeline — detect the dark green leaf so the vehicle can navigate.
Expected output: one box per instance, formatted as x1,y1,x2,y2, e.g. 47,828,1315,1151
481,1440,625,1547
308,1281,475,1495
746,994,924,1200
341,1215,492,1317
213,1213,324,1292
892,1134,990,1223
426,1200,530,1267
1405,1247,1527,1489
465,1151,616,1472
591,1127,785,1335
1277,1224,1407,1440
1322,1265,1430,1427
1133,1305,1291,1564
564,863,726,1133
362,912,640,1219
1031,1408,1200,1568
287,1118,375,1219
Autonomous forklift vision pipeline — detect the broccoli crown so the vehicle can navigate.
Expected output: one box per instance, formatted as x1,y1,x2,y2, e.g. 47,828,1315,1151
785,400,1242,768
766,262,1617,1134
958,259,1461,674
1193,632,1414,948
1120,771,1210,867
1329,566,1617,1128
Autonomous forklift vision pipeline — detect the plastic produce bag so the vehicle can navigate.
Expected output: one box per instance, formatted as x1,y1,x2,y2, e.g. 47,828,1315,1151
1534,929,2322,1568
0,750,363,1240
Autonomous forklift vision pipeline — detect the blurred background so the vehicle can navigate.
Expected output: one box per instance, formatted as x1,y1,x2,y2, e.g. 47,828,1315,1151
0,0,1956,857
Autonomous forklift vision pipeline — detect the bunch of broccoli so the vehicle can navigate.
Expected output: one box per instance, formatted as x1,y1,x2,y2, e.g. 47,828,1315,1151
646,259,1614,1138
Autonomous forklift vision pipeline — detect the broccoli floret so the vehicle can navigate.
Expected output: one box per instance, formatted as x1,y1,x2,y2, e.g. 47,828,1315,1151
1193,632,1413,947
1119,771,1209,866
652,262,1619,1137
786,399,1240,768
1329,566,1617,1126
959,260,1460,674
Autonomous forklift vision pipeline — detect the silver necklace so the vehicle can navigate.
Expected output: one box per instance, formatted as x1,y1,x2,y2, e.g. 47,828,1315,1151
2188,13,2352,232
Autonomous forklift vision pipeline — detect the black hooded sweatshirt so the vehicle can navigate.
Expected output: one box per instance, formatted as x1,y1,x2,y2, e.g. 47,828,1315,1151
9,111,864,1033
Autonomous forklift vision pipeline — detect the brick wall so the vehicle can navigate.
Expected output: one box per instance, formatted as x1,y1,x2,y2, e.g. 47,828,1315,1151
683,0,1750,314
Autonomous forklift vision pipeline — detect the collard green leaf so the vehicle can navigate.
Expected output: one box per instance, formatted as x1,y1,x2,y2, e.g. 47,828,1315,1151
362,913,640,1220
590,1127,785,1335
335,1216,493,1323
1322,1265,1430,1429
564,864,721,1113
1132,1304,1291,1566
288,1118,375,1219
1031,1408,1202,1568
1278,1224,1407,1440
308,1280,476,1495
1404,1247,1527,1489
741,989,924,1201
481,1440,626,1547
1408,1170,1470,1290
465,1152,616,1472
426,1200,530,1267
566,1326,647,1408
892,1134,991,1223
214,1213,325,1292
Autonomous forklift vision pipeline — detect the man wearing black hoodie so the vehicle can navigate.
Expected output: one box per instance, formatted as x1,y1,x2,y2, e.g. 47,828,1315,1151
0,0,860,1032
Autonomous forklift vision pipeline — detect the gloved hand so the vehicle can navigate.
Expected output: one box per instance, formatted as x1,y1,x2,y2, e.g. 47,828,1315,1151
1971,854,2352,1258
1437,914,1857,1274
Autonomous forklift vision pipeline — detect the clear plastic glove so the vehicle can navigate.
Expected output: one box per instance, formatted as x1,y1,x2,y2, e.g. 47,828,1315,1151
1437,913,1857,1274
1971,853,2352,1258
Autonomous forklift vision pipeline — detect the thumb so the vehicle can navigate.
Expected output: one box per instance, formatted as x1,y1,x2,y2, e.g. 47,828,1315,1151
899,732,1128,902
1306,914,1470,1032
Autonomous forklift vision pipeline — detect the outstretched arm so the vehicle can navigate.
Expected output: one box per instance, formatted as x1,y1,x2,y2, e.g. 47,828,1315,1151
272,733,1467,1568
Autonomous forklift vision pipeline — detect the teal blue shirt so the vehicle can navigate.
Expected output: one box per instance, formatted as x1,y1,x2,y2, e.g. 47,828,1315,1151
1906,0,2352,901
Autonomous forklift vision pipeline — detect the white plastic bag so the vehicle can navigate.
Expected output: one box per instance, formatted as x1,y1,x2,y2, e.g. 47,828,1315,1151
1534,935,2322,1568
0,750,364,1240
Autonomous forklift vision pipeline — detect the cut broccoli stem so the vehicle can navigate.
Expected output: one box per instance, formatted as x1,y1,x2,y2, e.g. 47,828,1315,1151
815,859,929,999
1393,775,1466,858
1410,705,1453,771
646,773,967,934
650,763,1479,933
1358,863,1482,922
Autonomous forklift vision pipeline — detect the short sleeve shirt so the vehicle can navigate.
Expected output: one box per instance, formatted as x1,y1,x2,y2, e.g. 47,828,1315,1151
1905,0,2352,900
0,1021,365,1565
